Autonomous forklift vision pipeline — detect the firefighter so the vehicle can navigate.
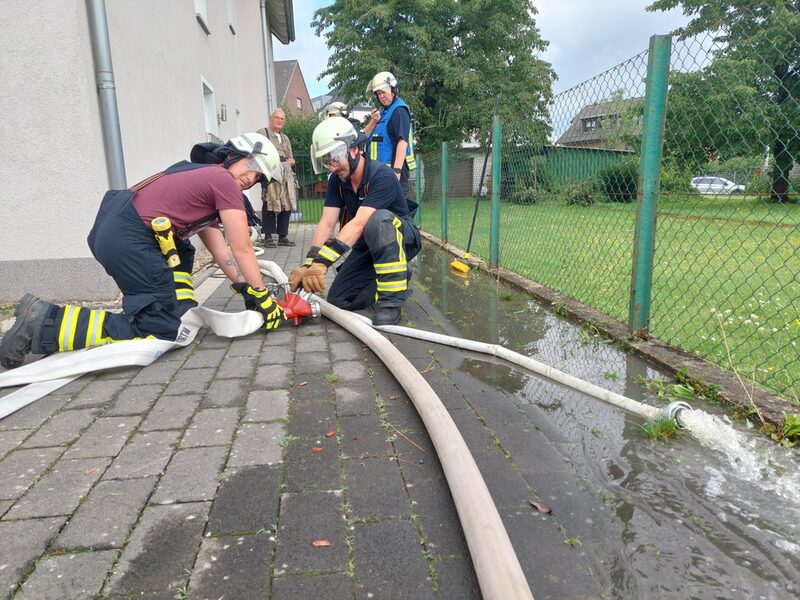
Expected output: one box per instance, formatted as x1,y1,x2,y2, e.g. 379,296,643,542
289,117,420,326
1,133,287,369
364,71,417,195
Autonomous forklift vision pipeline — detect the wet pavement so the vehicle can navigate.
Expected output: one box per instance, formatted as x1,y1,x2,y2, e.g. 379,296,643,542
0,223,798,599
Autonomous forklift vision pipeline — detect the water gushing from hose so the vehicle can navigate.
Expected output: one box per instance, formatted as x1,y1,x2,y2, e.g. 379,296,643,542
677,409,800,503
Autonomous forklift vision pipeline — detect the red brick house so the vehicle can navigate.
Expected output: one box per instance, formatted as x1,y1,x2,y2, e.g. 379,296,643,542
275,59,313,116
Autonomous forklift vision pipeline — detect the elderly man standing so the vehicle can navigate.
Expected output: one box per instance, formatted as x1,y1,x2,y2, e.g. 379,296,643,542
258,109,297,248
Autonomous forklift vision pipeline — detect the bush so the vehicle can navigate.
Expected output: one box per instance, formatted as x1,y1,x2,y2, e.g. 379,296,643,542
745,174,772,195
508,187,541,205
529,155,553,191
598,158,638,202
564,180,597,206
660,162,693,193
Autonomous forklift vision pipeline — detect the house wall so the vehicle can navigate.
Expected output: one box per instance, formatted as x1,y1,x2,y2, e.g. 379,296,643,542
282,67,313,116
0,0,272,302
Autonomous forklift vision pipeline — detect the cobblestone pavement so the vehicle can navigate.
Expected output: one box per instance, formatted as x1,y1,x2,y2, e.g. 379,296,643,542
0,224,605,599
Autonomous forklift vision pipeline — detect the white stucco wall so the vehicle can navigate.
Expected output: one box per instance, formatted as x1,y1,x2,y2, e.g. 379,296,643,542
0,0,276,301
0,1,107,262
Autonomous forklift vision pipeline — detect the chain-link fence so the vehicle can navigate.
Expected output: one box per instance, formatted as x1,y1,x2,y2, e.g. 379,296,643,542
418,21,799,401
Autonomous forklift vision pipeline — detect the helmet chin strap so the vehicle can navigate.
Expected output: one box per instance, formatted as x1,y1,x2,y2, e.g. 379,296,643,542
342,151,361,182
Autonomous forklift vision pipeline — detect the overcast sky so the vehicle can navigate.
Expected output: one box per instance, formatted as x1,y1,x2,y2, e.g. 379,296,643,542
274,0,691,99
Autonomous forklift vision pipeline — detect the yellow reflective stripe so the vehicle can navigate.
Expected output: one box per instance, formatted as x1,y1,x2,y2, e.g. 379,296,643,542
375,266,407,275
176,289,196,301
377,280,408,292
392,217,406,262
85,309,107,347
406,123,416,169
317,246,341,262
58,305,81,351
173,271,193,287
369,140,378,160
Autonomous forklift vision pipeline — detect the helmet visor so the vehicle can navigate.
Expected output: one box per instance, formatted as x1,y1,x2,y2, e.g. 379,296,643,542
310,140,348,174
247,153,282,183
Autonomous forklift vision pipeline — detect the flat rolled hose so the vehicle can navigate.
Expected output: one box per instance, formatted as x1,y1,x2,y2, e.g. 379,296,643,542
258,259,533,599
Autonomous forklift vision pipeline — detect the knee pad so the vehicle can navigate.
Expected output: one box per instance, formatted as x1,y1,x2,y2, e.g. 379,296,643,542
363,209,397,249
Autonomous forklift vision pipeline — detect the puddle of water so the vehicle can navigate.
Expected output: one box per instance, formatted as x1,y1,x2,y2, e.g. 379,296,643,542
413,246,800,598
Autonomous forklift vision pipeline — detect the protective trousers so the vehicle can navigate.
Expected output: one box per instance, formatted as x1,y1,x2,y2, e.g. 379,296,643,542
33,189,197,354
327,209,420,311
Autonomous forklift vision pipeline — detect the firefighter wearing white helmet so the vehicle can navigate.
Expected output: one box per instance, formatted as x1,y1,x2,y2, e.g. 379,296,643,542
0,133,288,369
289,117,421,327
364,71,417,195
320,101,350,119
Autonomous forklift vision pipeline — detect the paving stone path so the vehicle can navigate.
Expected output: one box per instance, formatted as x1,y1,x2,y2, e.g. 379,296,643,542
0,225,605,599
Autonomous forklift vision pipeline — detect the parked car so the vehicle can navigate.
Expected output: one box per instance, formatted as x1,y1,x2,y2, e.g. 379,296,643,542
690,176,745,195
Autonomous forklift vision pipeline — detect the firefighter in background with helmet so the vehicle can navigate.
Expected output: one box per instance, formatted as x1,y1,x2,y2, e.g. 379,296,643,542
320,101,363,131
1,133,287,369
364,71,417,195
289,117,420,326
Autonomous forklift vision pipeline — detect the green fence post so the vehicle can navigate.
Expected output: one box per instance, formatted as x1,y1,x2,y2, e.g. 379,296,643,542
415,159,422,226
629,34,671,335
441,142,448,242
490,116,502,268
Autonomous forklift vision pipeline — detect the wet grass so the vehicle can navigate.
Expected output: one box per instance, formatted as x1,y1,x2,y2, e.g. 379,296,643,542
637,416,681,441
418,194,799,400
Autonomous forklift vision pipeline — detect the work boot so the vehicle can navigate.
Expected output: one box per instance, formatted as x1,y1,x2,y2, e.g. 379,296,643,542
372,306,402,326
278,237,295,247
264,237,277,248
0,294,52,369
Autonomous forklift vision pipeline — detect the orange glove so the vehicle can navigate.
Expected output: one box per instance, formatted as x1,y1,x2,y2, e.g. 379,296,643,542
300,262,328,293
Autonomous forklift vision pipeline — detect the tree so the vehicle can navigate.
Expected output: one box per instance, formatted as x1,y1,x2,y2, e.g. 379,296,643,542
648,0,800,202
663,59,772,167
311,0,555,153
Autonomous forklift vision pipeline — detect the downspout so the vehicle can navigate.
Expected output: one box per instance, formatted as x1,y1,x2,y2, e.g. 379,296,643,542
260,0,277,114
86,0,126,189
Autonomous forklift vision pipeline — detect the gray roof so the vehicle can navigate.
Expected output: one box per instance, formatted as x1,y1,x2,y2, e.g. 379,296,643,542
555,97,643,147
274,60,296,104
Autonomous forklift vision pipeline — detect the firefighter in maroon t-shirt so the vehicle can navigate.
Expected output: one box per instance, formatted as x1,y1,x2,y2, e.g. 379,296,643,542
1,133,286,369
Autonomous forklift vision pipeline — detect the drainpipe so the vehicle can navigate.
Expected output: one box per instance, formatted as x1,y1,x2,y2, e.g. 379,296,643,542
86,0,127,189
260,0,277,113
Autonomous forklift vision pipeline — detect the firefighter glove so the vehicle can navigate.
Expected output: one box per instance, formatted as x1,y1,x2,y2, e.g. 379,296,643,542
289,246,321,291
232,284,286,330
300,262,328,294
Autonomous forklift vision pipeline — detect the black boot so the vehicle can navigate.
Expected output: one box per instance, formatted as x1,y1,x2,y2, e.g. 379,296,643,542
0,294,54,369
372,306,402,326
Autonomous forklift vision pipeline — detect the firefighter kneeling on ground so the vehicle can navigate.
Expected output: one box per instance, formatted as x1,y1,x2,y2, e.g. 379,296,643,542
1,133,287,370
289,117,421,326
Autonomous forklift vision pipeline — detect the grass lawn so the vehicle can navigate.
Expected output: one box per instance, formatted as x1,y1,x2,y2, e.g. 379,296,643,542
419,192,800,402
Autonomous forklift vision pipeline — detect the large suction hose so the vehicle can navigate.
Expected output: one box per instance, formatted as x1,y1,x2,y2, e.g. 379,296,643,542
258,261,534,600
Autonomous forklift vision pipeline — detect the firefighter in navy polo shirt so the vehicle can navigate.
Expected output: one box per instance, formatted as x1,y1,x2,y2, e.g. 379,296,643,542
289,117,420,326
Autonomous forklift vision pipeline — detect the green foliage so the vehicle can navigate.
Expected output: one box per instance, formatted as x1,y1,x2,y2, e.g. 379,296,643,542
597,158,638,202
648,0,800,202
781,413,800,440
660,161,694,193
638,416,680,440
508,187,540,205
745,173,772,195
281,109,320,157
312,0,556,152
564,180,597,206
529,155,553,191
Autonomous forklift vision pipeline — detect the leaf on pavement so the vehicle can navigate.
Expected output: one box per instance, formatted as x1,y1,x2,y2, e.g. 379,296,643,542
529,499,552,514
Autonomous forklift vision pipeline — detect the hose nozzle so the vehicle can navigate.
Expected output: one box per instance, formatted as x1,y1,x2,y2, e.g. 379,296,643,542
662,401,693,426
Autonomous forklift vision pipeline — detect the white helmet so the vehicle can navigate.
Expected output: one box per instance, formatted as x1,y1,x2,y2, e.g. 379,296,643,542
228,132,282,182
310,116,368,174
365,71,398,99
320,101,349,119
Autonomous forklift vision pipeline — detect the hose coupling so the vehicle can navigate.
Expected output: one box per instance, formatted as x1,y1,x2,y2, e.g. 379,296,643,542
662,401,693,425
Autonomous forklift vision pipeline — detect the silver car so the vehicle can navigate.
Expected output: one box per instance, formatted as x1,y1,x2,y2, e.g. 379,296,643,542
690,176,746,195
